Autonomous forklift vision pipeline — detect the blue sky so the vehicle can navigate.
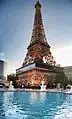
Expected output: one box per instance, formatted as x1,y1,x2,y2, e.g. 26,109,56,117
0,0,72,74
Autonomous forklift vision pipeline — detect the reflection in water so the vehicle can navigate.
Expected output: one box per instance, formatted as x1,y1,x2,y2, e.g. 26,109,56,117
4,92,14,99
30,92,37,104
40,92,46,102
56,92,60,104
30,92,46,104
3,92,17,118
3,92,27,119
0,92,6,119
0,92,72,119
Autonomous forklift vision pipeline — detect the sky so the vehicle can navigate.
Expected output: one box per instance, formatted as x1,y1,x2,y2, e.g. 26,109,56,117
0,0,72,74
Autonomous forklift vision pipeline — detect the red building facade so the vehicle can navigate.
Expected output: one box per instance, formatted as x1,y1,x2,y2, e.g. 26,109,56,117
16,1,60,88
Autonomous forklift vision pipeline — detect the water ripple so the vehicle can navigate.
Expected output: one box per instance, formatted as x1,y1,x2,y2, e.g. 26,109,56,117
0,92,72,119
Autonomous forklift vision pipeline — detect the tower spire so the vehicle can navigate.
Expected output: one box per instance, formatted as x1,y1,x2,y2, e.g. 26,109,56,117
35,1,41,9
29,0,49,47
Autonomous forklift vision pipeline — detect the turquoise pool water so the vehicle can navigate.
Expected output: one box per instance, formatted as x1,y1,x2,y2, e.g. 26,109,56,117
0,92,72,119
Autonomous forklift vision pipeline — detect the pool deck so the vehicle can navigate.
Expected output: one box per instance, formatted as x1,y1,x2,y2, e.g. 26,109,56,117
0,88,72,94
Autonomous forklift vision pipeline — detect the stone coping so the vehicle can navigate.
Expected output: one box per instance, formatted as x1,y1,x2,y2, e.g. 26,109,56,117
0,88,72,94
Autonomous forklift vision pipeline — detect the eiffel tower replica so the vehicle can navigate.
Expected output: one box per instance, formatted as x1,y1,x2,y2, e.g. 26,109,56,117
16,1,61,88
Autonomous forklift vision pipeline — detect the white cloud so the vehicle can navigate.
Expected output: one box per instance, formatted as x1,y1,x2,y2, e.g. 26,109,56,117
7,59,23,75
52,45,72,66
0,52,4,57
0,52,4,61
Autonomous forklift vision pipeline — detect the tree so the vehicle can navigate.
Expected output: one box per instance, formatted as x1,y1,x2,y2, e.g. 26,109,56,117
46,70,68,89
47,75,56,88
55,72,68,89
7,74,18,88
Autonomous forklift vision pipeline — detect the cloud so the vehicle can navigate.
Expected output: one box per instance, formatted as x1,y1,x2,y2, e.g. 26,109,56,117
52,45,72,66
0,52,4,57
7,59,22,75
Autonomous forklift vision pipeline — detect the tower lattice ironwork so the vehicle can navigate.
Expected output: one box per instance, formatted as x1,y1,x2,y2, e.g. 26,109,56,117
23,1,56,67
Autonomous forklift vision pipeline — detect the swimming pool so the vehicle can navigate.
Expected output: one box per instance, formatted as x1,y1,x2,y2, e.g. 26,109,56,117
0,92,72,119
